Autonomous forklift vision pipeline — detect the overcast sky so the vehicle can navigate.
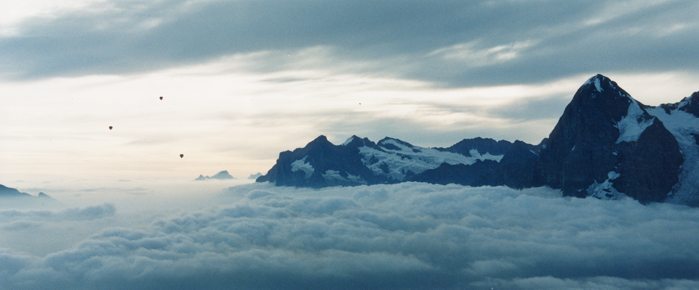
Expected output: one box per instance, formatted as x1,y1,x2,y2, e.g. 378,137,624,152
2,0,699,193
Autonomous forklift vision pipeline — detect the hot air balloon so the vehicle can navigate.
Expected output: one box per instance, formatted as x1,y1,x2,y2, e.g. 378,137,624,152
108,126,113,130
179,154,184,158
159,96,164,100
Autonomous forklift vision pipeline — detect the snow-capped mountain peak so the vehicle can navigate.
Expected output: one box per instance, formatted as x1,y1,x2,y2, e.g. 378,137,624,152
583,74,630,98
537,74,682,203
584,74,607,93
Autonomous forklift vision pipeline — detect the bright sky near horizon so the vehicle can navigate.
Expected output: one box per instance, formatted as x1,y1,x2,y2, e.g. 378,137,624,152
2,0,699,197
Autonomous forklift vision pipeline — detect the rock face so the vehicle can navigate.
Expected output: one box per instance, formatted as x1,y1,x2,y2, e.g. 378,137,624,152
613,120,682,202
411,140,541,189
647,91,699,205
539,74,682,203
258,74,697,205
499,140,542,189
410,161,503,186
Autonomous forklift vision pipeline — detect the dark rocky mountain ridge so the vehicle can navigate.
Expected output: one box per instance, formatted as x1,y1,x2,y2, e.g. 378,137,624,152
257,75,699,205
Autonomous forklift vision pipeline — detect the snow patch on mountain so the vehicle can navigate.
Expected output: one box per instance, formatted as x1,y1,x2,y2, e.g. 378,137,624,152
647,106,699,204
587,171,625,200
468,149,504,162
322,170,365,184
594,78,603,92
584,75,605,93
615,100,654,143
291,157,314,178
678,97,692,109
359,138,503,180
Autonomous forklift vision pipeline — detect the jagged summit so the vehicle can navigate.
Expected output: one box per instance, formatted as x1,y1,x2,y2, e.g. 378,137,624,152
659,91,699,116
558,74,656,141
297,135,338,157
342,135,377,148
308,135,331,145
575,74,637,117
342,135,361,145
584,74,608,91
680,91,699,117
582,74,630,96
574,74,656,145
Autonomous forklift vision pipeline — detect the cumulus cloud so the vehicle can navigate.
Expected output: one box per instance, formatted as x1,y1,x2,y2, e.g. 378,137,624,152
0,183,698,289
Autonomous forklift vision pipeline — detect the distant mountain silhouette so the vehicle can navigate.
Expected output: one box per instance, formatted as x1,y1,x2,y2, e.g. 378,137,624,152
257,75,699,205
0,184,32,197
0,184,54,203
195,170,234,181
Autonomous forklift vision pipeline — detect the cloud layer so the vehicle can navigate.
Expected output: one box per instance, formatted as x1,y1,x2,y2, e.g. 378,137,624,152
1,183,699,289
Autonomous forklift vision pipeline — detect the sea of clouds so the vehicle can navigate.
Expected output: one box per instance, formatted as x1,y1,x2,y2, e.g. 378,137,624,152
1,182,699,289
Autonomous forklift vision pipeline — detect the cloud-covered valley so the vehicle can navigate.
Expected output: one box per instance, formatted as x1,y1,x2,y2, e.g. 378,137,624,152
1,183,698,289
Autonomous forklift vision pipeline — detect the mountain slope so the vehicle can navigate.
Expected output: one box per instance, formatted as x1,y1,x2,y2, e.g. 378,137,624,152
647,92,699,205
